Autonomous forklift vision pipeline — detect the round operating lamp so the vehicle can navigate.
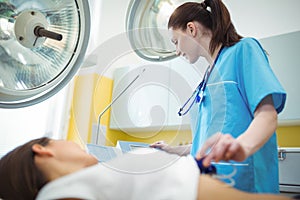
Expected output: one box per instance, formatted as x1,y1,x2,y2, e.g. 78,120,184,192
126,0,198,62
0,0,90,108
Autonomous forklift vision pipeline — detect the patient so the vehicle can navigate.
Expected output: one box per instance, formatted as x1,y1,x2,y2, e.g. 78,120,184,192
0,137,294,200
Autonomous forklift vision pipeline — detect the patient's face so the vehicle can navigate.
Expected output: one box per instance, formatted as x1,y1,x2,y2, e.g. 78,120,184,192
47,139,98,167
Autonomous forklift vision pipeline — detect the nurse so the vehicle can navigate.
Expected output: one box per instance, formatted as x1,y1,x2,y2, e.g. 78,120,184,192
150,0,286,193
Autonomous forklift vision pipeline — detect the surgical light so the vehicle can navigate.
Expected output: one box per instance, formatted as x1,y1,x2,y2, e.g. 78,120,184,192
0,0,90,108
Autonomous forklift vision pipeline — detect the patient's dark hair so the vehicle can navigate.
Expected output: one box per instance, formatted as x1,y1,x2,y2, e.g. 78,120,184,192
0,137,50,200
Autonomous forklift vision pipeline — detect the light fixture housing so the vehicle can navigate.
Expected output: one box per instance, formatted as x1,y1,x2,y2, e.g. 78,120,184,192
126,0,198,62
0,0,90,108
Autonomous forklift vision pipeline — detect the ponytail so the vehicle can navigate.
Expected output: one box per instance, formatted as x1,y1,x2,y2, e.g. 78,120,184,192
205,0,242,53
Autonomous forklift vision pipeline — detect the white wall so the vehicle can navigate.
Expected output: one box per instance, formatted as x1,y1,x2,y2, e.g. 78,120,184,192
224,0,300,39
91,0,300,45
0,85,72,157
86,0,300,77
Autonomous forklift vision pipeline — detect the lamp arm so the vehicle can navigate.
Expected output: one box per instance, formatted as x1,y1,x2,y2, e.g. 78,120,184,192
95,68,146,144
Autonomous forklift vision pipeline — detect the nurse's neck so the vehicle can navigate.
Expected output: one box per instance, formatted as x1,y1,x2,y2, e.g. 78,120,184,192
207,44,223,69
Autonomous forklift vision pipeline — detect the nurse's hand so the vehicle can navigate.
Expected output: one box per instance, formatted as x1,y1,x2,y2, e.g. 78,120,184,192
150,141,191,156
196,133,247,167
149,141,168,150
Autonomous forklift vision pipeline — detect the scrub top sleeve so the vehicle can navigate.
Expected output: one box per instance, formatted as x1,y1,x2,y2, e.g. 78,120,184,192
236,38,286,115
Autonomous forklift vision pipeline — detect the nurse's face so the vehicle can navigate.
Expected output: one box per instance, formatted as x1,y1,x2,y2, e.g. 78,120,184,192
169,27,200,64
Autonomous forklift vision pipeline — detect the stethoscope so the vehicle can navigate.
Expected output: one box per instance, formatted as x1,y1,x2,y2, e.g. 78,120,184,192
178,46,224,116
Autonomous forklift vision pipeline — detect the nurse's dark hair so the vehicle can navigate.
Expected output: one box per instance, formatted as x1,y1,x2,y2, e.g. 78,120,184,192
0,137,50,200
168,0,242,54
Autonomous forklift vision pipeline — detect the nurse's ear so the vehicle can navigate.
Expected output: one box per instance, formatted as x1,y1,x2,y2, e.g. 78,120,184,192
186,22,197,37
32,144,54,157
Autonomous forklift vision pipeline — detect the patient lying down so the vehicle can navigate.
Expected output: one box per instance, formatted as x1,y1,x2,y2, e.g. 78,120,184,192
0,137,293,200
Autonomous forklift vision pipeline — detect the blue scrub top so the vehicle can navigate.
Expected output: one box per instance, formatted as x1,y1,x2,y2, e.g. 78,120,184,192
189,38,286,193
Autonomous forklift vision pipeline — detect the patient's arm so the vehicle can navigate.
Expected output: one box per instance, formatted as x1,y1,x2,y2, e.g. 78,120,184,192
197,175,291,200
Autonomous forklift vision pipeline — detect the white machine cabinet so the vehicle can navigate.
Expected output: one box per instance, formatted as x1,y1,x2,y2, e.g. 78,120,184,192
278,147,300,193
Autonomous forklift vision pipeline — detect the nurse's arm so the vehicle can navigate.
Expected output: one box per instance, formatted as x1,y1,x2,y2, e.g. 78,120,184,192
161,144,191,156
237,94,278,158
150,141,191,156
